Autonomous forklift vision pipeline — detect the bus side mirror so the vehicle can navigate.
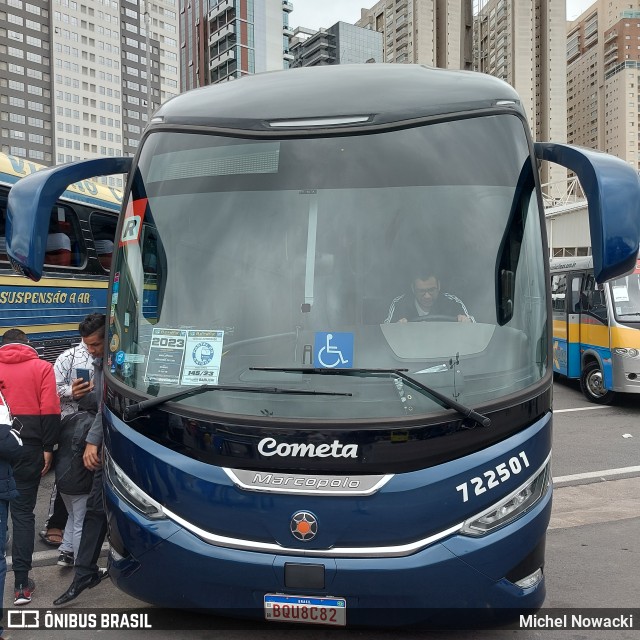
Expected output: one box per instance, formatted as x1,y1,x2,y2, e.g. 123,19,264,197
534,143,640,283
7,156,131,281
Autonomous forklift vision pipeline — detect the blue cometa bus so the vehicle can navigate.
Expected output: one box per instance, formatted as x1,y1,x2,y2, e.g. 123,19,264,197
0,152,121,360
7,65,640,626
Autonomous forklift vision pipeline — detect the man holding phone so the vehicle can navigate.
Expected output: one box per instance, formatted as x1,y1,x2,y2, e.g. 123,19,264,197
43,314,106,566
54,313,105,418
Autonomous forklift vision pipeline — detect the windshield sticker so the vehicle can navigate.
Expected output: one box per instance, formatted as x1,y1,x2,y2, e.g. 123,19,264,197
181,330,224,386
612,285,629,302
109,334,119,352
314,332,353,369
145,328,187,385
124,353,145,364
119,198,147,246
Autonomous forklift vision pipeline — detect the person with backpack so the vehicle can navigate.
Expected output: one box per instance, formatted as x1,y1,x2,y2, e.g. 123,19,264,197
0,388,24,637
54,399,97,568
0,328,60,606
54,319,109,606
50,313,105,567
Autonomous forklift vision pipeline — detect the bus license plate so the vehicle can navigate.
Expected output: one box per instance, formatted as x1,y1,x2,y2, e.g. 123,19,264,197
264,594,346,626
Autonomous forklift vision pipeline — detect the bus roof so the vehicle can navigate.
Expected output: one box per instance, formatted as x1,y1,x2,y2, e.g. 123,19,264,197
154,64,524,131
0,152,122,212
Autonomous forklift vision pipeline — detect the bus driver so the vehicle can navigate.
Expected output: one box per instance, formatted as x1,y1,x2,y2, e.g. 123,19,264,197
385,268,474,323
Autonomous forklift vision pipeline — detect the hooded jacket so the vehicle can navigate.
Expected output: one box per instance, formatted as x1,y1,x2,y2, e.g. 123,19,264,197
0,343,60,451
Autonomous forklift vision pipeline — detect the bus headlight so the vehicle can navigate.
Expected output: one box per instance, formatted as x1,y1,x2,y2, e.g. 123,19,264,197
461,461,550,536
104,451,166,520
614,348,639,357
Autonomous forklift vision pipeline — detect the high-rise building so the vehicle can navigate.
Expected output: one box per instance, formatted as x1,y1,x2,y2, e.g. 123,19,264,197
567,0,640,169
290,22,383,67
0,0,180,186
473,0,566,183
182,0,293,89
180,0,207,90
356,0,473,70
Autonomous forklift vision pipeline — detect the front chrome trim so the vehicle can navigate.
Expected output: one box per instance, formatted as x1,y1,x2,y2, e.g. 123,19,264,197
268,115,371,128
161,505,464,558
159,458,552,558
223,468,394,496
160,457,551,558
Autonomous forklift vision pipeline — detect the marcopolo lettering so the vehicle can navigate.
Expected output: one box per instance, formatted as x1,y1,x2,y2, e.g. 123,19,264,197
257,437,358,459
252,473,361,489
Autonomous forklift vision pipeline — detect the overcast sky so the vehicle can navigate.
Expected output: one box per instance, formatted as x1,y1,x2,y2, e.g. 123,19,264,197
290,1,597,31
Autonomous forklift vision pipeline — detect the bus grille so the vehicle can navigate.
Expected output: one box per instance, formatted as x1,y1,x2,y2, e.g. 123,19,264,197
32,337,80,363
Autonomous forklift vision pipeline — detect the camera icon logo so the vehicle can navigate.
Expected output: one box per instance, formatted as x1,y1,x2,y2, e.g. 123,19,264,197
7,609,39,628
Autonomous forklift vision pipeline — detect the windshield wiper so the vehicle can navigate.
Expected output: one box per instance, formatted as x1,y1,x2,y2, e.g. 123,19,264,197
123,383,351,420
251,367,491,427
616,312,640,317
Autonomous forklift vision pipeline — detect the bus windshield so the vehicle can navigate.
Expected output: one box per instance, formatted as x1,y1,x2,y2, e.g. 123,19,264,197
610,267,640,321
111,113,547,420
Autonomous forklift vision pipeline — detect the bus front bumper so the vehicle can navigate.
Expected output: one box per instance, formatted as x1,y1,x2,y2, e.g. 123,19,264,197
104,479,551,626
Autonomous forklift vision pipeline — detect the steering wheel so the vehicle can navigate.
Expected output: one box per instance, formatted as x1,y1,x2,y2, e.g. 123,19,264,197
408,314,458,322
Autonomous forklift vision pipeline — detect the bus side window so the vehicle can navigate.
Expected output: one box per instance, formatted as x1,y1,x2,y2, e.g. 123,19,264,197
570,275,582,312
551,274,566,313
0,198,7,262
90,212,117,272
583,275,608,322
45,205,85,268
142,229,158,274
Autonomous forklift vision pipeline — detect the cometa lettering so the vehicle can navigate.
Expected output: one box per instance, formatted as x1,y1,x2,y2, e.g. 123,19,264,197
258,438,358,459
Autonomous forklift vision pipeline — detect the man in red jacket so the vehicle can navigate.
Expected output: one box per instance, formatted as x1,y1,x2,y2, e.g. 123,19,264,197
0,328,61,606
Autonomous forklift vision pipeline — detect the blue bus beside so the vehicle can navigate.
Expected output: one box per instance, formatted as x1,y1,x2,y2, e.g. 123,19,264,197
6,65,640,626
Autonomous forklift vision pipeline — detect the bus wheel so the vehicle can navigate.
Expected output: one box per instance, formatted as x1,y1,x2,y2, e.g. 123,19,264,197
580,360,615,404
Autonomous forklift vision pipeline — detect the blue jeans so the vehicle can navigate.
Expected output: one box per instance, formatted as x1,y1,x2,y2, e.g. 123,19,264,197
74,465,107,579
0,498,9,636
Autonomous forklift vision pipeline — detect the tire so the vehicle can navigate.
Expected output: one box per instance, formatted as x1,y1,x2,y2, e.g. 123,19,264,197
580,360,615,404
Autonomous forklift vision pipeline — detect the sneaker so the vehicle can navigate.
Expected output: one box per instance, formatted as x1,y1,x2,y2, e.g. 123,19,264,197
98,567,109,580
57,550,74,567
14,577,35,606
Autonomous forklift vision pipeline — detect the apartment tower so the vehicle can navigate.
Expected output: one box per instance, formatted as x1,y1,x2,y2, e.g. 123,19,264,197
290,22,383,67
182,0,294,89
0,0,180,186
474,0,567,185
567,0,640,169
356,0,473,70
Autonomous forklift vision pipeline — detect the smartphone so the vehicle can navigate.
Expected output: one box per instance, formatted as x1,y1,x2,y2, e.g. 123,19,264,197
76,368,91,383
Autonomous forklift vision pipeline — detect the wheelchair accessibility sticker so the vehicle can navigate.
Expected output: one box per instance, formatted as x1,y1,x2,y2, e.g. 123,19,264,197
314,332,353,369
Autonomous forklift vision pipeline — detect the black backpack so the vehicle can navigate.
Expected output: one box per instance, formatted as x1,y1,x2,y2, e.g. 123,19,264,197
54,411,95,495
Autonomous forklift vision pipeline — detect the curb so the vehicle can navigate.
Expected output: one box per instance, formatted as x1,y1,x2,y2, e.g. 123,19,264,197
553,468,640,489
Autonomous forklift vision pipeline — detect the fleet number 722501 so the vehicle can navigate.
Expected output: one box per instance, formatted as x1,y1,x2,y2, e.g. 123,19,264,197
455,451,530,502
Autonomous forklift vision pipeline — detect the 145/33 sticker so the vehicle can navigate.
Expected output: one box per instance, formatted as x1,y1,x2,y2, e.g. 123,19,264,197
456,451,530,502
